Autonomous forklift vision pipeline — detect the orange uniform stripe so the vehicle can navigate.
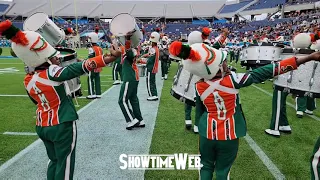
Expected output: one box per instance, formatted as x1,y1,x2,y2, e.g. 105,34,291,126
207,113,213,140
93,46,103,72
152,47,159,73
229,116,237,140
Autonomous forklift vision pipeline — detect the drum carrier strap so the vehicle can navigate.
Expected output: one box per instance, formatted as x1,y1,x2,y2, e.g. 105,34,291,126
200,78,239,101
26,73,71,95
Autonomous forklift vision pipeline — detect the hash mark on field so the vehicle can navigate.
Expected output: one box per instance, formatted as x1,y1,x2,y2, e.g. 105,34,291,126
3,132,37,136
252,85,320,121
0,95,28,97
0,63,23,65
244,134,285,179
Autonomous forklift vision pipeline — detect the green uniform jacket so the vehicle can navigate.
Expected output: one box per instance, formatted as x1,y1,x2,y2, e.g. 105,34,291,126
122,49,139,82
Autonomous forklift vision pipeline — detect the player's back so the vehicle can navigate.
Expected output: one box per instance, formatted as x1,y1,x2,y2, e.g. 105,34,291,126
24,69,78,127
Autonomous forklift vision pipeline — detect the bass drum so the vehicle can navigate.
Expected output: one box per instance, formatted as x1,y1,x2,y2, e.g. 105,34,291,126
274,49,320,97
171,63,201,106
57,47,82,98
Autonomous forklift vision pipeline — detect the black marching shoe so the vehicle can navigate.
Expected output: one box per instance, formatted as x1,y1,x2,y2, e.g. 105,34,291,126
185,120,192,130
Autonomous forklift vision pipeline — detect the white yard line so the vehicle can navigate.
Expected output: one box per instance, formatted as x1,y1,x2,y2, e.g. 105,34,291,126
244,134,285,179
0,95,28,97
252,85,320,121
3,132,37,136
0,85,116,173
0,63,23,65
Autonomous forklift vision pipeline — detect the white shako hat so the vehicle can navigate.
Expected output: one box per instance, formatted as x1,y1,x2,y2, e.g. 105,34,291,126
88,32,99,43
0,20,59,68
188,31,203,45
149,32,160,43
169,41,227,80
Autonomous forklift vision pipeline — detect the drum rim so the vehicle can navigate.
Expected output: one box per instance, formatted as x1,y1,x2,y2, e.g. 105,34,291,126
281,48,315,54
170,89,196,106
109,13,136,36
55,47,77,62
274,85,320,98
23,12,49,31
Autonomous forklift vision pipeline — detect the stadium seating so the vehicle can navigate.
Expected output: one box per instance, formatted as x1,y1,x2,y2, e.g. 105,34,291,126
245,0,286,10
0,4,9,12
220,1,253,13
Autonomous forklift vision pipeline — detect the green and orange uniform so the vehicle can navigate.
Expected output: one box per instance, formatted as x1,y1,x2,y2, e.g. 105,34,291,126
195,57,299,179
146,45,160,97
87,44,103,97
118,41,143,125
24,55,107,180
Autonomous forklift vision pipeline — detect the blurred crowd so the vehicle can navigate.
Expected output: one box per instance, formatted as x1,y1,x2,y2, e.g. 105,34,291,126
1,6,320,48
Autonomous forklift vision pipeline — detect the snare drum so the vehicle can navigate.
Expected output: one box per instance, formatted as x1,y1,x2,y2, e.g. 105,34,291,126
57,48,82,97
137,64,147,77
24,12,65,46
274,49,320,97
171,64,201,106
241,43,281,67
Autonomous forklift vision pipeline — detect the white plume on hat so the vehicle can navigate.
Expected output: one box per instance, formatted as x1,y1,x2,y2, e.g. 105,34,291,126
188,31,203,45
292,33,311,49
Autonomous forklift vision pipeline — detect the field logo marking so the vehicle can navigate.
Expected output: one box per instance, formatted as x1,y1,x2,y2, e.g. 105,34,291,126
0,67,19,73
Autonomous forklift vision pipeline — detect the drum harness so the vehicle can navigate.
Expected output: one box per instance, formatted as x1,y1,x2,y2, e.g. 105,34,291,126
281,49,319,97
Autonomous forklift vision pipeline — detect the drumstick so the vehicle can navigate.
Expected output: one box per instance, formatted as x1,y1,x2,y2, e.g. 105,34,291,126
94,16,113,44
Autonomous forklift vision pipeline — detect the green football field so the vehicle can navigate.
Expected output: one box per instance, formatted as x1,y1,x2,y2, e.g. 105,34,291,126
0,47,319,179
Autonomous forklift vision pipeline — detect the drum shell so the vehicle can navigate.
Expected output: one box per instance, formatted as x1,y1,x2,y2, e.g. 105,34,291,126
56,48,81,93
110,13,143,48
240,45,281,67
24,12,65,46
137,64,146,77
171,65,201,106
274,49,320,97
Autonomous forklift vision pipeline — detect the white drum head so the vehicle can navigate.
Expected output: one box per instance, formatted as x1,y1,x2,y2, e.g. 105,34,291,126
110,13,136,36
24,12,48,31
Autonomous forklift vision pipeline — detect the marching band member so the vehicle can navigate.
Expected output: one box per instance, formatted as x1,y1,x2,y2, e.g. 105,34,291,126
295,96,316,118
265,90,290,137
159,35,169,80
184,29,228,134
0,20,121,179
118,32,145,130
141,32,160,101
265,33,319,137
87,32,103,99
169,36,320,180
